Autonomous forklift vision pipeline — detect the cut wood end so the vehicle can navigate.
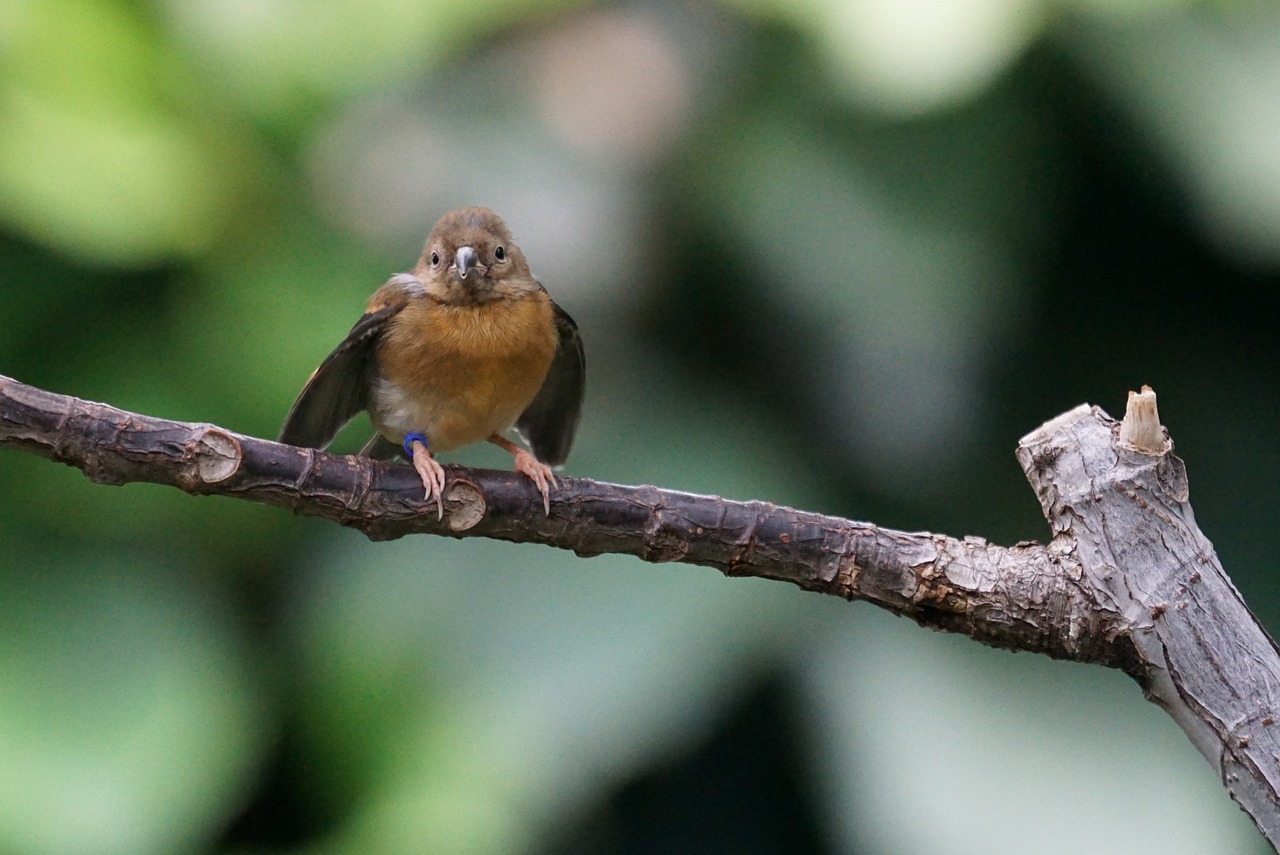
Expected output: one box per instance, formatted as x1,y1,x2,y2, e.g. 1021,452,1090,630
1119,385,1167,455
445,479,486,531
195,428,243,483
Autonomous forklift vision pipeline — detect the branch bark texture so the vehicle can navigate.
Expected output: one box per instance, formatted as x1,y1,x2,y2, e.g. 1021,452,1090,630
2,373,1278,847
1020,396,1280,842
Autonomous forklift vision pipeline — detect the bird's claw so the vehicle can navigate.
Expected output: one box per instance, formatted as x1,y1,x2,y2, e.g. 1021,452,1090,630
513,449,556,515
409,439,447,519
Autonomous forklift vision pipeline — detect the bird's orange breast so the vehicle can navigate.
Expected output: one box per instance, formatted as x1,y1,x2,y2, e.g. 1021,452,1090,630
369,292,559,451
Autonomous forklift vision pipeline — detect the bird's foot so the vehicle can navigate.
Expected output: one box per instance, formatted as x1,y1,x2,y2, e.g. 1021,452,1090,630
408,439,447,519
512,449,557,516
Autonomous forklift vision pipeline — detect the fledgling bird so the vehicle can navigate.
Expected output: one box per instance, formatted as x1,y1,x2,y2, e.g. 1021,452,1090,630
278,207,585,516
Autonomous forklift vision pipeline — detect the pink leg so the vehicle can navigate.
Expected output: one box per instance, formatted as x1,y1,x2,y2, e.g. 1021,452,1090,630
489,434,556,515
408,438,447,519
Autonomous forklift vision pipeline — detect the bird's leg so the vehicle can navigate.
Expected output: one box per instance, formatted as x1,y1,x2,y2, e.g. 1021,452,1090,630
403,432,446,519
488,434,556,515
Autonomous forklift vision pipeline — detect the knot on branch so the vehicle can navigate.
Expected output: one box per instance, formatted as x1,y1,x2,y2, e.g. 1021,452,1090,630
188,428,241,485
444,479,486,531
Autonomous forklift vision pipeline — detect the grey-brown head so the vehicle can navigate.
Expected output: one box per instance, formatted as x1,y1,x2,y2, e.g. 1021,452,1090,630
414,207,539,304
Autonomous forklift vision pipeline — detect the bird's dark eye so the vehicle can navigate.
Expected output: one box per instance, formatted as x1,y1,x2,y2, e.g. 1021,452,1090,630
430,251,440,268
494,246,506,261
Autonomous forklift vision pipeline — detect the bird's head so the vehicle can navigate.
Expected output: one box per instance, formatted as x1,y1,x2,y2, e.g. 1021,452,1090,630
416,207,539,304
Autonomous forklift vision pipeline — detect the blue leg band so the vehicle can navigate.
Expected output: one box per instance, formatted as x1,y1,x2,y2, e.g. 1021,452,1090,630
402,432,429,458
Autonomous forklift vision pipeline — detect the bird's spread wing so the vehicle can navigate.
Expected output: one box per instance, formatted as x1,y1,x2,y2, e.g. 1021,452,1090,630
278,273,424,450
516,299,585,466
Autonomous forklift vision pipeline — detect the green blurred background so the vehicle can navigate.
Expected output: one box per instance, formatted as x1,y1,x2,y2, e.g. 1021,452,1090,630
2,0,1279,852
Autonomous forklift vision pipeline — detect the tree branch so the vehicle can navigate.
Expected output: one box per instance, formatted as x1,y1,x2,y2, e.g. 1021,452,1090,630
3,373,1278,847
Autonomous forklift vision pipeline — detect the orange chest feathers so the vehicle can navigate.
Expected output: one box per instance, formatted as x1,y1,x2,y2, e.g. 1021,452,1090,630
374,293,559,419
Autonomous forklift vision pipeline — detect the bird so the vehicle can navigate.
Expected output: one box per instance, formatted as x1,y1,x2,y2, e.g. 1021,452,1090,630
278,207,585,517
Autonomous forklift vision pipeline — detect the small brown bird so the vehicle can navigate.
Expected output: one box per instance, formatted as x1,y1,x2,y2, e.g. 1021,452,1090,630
279,207,585,515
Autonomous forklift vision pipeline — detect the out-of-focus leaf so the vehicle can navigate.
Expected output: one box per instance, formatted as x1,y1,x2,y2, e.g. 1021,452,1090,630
158,0,587,118
0,0,249,265
721,0,1048,114
1067,7,1280,266
682,98,1052,494
0,552,267,855
798,606,1271,854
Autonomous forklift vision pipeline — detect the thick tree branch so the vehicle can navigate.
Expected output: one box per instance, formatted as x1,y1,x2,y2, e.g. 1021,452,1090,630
2,373,1278,847
0,374,1119,663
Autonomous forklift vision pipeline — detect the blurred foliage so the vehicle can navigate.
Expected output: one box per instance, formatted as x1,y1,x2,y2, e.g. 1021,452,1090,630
1,0,1278,853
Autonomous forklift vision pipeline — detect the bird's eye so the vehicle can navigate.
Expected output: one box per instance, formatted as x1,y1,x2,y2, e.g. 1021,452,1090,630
494,246,506,261
430,251,440,268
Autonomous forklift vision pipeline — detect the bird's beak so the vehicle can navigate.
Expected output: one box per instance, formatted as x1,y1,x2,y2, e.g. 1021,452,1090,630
454,245,480,280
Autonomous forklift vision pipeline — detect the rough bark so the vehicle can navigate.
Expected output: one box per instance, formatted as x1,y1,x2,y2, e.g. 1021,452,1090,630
1019,392,1280,844
2,373,1278,847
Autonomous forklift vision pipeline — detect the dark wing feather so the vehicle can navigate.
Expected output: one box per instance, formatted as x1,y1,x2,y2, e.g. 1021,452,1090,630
516,299,585,466
277,304,401,450
279,273,426,449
